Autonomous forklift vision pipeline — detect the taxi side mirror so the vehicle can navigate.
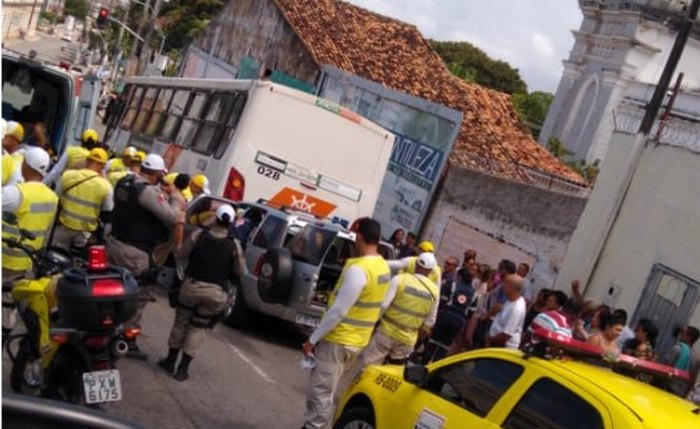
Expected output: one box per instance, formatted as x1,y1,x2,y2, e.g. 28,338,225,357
403,364,428,385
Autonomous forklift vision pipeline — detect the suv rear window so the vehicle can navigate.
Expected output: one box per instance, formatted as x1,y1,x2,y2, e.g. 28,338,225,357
286,226,336,266
252,216,286,248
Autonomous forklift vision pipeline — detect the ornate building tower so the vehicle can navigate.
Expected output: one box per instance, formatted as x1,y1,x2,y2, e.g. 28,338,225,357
539,0,700,164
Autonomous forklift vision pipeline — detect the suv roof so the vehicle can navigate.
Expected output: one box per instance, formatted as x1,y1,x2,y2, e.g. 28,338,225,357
252,202,354,239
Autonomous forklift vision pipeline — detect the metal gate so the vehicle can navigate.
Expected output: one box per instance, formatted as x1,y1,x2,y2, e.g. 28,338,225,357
632,264,700,356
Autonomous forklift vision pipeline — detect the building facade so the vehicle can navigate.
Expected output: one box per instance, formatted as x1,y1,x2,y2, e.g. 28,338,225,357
2,0,41,40
540,0,700,165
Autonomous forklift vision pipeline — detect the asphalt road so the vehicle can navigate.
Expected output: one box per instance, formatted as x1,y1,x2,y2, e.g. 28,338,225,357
2,290,318,429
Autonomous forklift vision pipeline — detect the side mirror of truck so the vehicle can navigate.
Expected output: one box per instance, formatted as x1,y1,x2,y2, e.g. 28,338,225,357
257,247,294,304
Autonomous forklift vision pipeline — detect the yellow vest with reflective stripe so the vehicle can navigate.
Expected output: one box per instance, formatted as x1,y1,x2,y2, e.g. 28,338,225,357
67,146,89,169
404,257,442,285
2,182,58,271
325,255,391,347
380,273,438,345
2,153,22,185
107,170,129,187
59,169,111,232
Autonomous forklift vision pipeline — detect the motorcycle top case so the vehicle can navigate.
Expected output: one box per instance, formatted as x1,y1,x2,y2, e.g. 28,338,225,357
56,266,138,331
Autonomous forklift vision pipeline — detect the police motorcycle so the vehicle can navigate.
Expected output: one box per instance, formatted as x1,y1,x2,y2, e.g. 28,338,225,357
2,213,140,406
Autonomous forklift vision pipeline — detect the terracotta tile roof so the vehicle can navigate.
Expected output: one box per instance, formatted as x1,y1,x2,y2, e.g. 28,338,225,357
272,0,586,185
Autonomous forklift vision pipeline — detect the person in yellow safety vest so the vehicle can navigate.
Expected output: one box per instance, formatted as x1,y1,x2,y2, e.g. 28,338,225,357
2,147,59,336
51,148,113,251
164,172,193,203
301,218,391,429
106,158,128,187
105,146,137,176
361,252,440,367
130,151,145,175
2,121,26,186
43,129,100,186
388,240,442,287
189,174,210,199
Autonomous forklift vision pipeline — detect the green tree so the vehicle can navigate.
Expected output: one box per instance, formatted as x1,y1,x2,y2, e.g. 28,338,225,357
430,40,528,95
512,91,554,137
64,0,90,19
159,0,225,53
547,137,572,159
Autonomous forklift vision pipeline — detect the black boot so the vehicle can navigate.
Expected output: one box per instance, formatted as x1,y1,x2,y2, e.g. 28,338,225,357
126,338,148,361
174,353,192,381
157,348,179,373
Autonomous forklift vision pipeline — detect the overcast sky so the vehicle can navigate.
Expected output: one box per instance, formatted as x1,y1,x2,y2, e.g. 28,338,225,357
347,0,583,93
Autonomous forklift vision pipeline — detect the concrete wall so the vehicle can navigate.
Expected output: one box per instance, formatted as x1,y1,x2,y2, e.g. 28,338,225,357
192,0,320,84
586,143,700,325
557,131,700,353
422,166,588,289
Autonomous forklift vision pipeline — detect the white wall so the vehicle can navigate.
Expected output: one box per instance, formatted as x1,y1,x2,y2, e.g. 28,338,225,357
633,23,700,90
585,143,700,325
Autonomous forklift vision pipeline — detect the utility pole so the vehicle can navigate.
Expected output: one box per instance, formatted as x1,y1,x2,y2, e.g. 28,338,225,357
638,0,700,135
27,0,39,33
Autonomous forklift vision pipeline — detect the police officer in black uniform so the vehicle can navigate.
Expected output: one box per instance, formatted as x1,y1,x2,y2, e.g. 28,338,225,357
424,269,474,362
158,204,241,381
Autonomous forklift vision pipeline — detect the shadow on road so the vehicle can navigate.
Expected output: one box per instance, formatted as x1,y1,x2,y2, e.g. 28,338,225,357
221,314,307,350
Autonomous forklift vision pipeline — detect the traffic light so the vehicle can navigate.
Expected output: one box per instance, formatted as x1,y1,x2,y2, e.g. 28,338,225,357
96,8,109,29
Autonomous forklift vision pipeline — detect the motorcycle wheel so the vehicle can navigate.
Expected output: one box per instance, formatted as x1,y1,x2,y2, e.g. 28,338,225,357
47,346,89,405
9,339,43,397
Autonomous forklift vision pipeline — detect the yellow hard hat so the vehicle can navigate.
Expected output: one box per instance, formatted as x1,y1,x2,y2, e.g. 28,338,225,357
418,241,435,253
82,129,99,144
107,158,126,172
191,174,210,194
163,172,179,185
6,121,24,142
123,146,137,157
87,148,108,164
133,151,146,163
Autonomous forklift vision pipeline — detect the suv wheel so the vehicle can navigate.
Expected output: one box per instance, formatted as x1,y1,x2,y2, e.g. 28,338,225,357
224,279,252,328
333,407,375,429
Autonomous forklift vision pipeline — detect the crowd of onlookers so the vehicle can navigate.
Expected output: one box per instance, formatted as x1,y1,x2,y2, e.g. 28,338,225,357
415,247,700,402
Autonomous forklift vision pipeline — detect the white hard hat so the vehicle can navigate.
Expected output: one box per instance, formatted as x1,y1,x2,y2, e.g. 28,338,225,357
216,204,235,223
23,147,51,177
142,154,167,173
416,252,437,270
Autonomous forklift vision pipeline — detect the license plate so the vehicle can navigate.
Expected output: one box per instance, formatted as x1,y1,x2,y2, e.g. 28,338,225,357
83,369,122,404
296,313,320,328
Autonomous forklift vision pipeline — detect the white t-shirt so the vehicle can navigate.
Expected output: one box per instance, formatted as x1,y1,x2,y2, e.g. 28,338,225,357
489,296,527,349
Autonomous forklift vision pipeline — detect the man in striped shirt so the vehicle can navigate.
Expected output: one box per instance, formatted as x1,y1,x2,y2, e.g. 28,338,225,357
526,297,584,348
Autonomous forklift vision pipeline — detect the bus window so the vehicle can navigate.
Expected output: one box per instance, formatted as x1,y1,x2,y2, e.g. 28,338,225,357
133,87,157,133
121,86,144,129
213,92,248,159
159,89,189,141
174,92,208,148
145,88,173,136
192,93,231,154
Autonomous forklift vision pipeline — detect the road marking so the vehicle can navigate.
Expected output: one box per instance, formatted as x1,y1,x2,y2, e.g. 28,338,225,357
227,343,277,384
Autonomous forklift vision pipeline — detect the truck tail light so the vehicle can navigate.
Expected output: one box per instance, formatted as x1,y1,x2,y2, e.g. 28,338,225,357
223,166,245,201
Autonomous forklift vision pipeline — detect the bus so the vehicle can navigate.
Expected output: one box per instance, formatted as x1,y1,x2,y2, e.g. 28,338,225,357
2,50,101,160
105,77,396,223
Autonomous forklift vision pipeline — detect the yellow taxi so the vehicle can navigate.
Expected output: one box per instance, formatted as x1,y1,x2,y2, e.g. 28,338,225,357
333,347,700,429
